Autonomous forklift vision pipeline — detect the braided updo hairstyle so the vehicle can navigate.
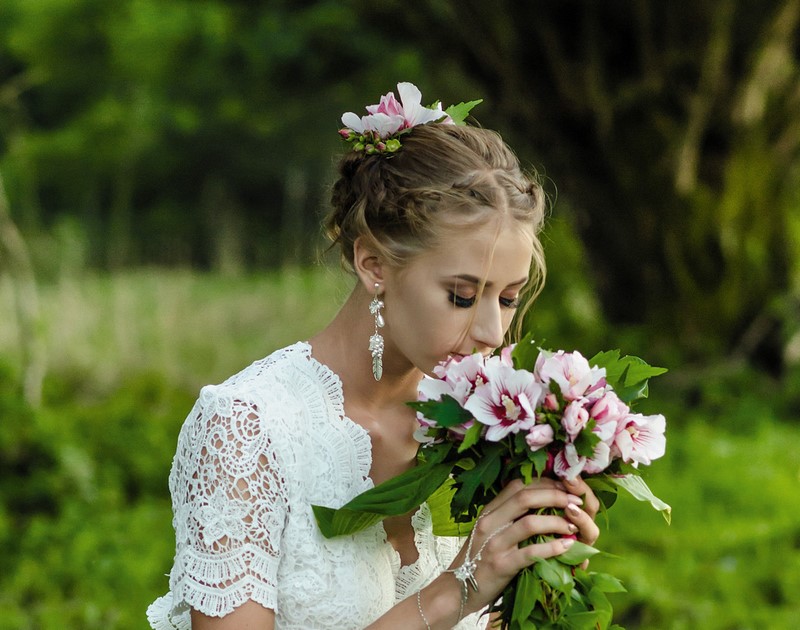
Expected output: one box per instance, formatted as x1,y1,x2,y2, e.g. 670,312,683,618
326,123,548,338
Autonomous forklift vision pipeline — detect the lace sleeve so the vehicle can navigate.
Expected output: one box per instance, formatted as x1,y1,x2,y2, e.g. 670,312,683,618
166,383,289,618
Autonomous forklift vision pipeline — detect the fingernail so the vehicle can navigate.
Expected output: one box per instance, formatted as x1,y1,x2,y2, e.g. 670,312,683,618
567,523,579,534
566,503,581,515
562,538,575,550
567,495,583,506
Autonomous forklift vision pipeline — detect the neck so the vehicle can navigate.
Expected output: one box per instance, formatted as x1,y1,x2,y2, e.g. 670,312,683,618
308,284,423,415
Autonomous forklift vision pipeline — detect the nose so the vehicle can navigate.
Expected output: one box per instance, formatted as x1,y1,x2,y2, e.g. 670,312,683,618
470,299,506,352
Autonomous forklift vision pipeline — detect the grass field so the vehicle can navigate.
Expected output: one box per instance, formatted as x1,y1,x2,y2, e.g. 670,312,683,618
1,268,798,629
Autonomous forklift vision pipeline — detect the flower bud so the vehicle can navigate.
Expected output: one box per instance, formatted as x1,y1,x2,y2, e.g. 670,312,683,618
543,393,559,411
385,138,401,152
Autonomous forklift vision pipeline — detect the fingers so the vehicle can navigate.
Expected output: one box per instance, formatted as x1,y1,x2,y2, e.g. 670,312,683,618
560,477,601,545
514,535,576,564
470,518,577,580
562,477,600,518
565,502,600,545
495,513,578,549
485,477,564,510
482,483,580,530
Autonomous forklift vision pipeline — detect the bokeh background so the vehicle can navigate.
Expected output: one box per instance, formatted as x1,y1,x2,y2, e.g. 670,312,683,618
1,1,799,628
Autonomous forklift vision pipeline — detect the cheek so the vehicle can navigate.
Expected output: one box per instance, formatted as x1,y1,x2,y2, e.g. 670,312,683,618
403,299,458,346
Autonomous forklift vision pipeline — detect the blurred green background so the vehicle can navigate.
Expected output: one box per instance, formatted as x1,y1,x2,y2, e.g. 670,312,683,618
1,1,799,628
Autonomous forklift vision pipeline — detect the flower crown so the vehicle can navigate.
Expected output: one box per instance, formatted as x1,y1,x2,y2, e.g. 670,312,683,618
339,82,482,155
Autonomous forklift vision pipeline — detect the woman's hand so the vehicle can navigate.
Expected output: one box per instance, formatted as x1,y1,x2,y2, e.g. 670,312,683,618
369,476,601,629
450,476,599,617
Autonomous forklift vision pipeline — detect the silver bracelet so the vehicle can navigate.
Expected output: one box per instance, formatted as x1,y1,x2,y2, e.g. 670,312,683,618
437,510,513,627
416,588,432,630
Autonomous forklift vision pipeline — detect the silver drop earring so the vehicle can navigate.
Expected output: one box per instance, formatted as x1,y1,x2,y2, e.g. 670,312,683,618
368,283,385,381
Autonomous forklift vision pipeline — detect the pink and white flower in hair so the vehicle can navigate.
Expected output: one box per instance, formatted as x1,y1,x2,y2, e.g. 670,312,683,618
396,81,451,127
365,91,403,117
464,364,545,441
613,413,667,467
340,81,452,140
536,350,606,402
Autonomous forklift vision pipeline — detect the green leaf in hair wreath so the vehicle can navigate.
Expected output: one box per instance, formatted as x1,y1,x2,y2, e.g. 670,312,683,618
444,99,483,125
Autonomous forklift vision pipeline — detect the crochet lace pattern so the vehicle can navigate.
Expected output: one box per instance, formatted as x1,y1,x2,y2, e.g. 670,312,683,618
147,342,485,629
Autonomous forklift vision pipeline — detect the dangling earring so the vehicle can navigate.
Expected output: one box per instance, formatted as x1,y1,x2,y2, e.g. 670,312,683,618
368,283,385,381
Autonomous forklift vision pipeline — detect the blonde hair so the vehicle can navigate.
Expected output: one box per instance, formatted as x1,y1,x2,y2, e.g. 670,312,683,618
326,123,547,340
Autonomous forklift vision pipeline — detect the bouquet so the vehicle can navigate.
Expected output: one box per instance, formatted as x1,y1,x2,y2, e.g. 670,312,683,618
313,334,671,629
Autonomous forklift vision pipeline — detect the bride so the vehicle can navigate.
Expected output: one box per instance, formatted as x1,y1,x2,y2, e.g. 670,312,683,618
147,82,599,630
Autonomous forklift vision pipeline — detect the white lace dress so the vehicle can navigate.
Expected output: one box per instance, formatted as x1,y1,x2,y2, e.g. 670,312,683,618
147,342,486,629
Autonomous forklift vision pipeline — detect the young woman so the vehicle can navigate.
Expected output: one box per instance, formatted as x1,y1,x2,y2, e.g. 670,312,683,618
147,83,599,630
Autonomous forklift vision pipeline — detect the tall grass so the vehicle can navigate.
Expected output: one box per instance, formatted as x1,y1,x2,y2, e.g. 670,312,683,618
0,266,353,392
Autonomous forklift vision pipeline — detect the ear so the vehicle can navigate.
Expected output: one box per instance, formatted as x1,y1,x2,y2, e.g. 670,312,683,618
352,236,385,293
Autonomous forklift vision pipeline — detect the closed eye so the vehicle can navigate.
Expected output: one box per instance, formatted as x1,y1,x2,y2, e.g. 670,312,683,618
449,292,520,309
449,292,476,308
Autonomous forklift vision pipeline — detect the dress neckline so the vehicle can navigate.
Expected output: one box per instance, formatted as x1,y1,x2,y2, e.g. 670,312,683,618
296,340,431,575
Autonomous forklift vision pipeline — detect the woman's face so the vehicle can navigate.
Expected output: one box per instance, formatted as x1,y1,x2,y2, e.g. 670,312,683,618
381,218,535,375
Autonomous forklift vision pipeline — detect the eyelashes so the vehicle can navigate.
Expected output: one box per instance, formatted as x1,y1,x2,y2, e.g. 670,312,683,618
450,292,476,308
448,292,519,309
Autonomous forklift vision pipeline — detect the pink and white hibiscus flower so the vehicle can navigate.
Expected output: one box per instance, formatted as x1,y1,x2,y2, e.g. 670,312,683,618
536,350,607,402
340,81,451,139
553,439,612,481
415,373,477,443
590,390,630,443
561,399,591,440
433,352,487,397
395,81,451,127
613,413,667,466
464,364,545,442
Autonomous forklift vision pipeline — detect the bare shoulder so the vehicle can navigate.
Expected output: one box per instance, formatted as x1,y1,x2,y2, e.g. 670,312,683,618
191,601,275,630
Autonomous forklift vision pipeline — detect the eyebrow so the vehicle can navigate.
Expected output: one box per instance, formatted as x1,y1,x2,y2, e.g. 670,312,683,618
448,274,529,288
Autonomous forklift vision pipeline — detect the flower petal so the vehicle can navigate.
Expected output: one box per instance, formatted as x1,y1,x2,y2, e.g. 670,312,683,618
341,111,364,133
